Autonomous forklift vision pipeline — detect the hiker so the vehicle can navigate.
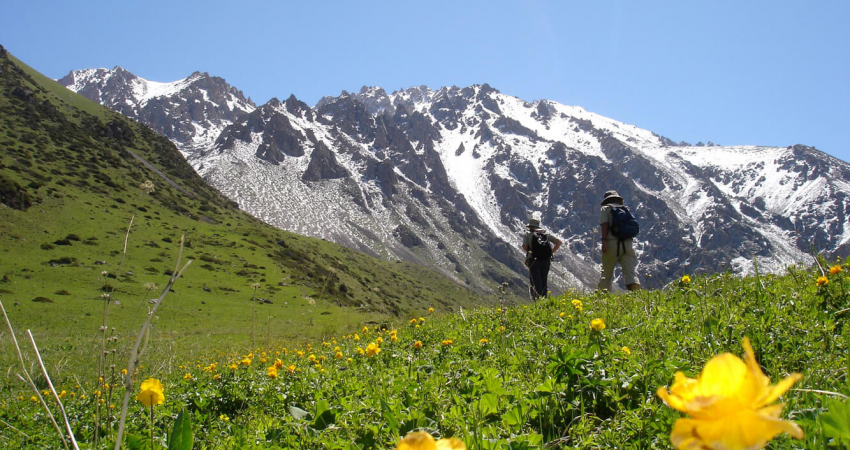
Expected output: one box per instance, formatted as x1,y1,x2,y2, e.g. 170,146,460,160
522,218,562,300
598,190,641,291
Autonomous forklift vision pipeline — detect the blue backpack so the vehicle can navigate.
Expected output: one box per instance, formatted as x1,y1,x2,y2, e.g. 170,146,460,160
609,205,639,240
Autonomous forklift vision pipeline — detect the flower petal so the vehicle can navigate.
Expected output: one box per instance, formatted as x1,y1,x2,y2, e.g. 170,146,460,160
396,431,437,450
435,437,466,450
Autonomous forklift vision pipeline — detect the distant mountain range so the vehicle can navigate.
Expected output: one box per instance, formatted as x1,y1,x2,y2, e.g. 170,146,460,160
59,67,850,294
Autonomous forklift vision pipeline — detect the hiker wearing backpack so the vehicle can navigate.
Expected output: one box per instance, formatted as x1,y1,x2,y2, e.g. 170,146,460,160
522,218,562,300
598,190,641,292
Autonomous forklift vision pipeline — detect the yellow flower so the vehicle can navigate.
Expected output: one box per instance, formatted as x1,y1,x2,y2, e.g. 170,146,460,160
395,430,466,450
571,299,583,311
274,359,284,369
410,318,418,325
213,374,221,380
121,369,128,375
220,414,229,421
390,334,398,342
414,341,423,349
559,312,566,318
681,275,692,284
241,357,252,366
353,334,361,341
363,326,369,334
590,318,606,331
136,378,164,407
356,347,365,355
287,365,296,374
479,338,489,345
418,317,425,323
366,343,381,357
829,265,843,275
428,307,435,313
621,346,631,356
183,373,192,380
308,354,317,362
297,350,305,357
657,338,803,449
817,276,829,286
229,364,238,370
267,366,278,379
441,340,453,347
376,337,384,345
346,358,353,363
335,351,344,359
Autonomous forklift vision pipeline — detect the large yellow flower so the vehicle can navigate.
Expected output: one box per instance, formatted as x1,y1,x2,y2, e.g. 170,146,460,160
136,378,164,407
656,338,803,449
365,343,381,357
395,431,465,450
590,318,606,331
817,276,829,286
829,265,843,275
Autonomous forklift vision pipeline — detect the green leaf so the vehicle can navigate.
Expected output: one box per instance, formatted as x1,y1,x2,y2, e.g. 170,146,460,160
168,407,193,450
821,398,850,444
479,393,500,416
501,406,524,428
381,399,399,434
125,434,146,450
313,409,336,430
289,405,310,421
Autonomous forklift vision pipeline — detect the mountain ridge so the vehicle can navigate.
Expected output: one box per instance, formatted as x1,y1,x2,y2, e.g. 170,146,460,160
58,66,850,293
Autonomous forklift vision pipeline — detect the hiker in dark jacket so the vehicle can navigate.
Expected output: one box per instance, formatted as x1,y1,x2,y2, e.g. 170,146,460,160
522,218,562,300
598,190,641,291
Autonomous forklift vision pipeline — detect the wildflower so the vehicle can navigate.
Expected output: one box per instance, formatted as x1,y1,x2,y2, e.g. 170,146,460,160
308,354,317,362
274,359,284,368
229,364,238,370
395,430,466,450
213,374,221,380
681,275,692,284
121,368,128,375
136,378,164,407
428,307,435,313
335,352,344,359
571,299,583,311
376,337,384,345
353,334,361,341
414,341,423,349
390,334,398,342
287,365,296,374
30,396,38,402
363,326,369,334
817,276,829,286
418,317,425,323
590,318,606,331
410,318,418,325
241,357,252,366
479,338,489,345
366,343,381,357
559,312,566,318
58,390,67,399
267,366,278,379
441,340,453,347
829,265,843,275
220,414,230,422
657,338,803,449
621,346,631,356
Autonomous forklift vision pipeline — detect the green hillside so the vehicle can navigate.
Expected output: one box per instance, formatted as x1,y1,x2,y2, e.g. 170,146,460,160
0,46,494,367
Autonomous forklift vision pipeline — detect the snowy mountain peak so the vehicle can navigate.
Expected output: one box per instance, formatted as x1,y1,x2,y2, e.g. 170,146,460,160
62,73,850,294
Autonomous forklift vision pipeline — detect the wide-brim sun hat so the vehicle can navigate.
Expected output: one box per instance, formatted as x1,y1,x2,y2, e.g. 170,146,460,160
527,218,541,229
601,190,623,205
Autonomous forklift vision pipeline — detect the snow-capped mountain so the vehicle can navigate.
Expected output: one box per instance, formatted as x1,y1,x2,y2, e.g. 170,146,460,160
58,67,255,154
61,71,850,294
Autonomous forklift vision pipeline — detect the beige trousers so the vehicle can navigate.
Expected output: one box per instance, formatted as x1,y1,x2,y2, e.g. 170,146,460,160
598,239,639,291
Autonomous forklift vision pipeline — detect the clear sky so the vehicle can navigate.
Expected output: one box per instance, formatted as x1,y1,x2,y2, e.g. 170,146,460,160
2,1,848,162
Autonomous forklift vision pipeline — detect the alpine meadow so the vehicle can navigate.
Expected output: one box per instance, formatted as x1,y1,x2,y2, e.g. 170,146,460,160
1,44,849,450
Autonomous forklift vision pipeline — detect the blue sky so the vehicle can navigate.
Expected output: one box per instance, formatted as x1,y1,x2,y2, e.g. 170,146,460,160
2,1,848,162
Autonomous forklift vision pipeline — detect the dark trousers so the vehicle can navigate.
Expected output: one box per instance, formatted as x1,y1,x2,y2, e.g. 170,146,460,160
528,258,551,300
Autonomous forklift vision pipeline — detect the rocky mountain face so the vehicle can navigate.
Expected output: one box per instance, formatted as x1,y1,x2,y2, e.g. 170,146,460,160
62,72,850,295
58,67,255,154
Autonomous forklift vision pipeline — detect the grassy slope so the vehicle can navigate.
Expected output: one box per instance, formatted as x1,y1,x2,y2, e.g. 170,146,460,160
0,48,495,377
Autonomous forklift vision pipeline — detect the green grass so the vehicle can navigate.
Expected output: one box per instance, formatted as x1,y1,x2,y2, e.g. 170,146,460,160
1,260,847,449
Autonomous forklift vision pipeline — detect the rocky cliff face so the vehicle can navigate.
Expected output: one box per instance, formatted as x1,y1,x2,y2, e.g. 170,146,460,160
62,73,850,295
58,67,255,154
